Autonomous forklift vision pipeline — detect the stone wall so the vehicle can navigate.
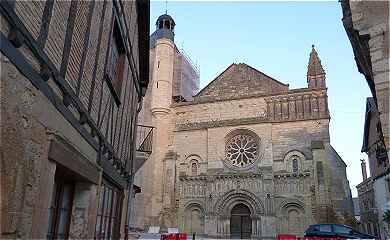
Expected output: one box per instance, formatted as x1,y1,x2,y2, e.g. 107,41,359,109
373,173,390,239
356,177,380,236
195,63,289,102
1,52,99,239
1,1,146,238
174,88,329,132
170,88,352,236
349,0,390,153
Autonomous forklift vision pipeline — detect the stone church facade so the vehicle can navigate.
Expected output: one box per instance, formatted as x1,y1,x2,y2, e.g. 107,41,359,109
132,14,354,239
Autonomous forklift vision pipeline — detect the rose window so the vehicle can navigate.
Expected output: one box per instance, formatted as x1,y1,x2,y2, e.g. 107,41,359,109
226,134,259,168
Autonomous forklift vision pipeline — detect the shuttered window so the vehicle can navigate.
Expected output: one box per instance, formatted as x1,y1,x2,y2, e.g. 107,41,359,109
106,16,126,106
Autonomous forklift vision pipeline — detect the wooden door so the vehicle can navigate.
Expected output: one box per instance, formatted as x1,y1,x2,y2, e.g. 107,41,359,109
230,204,252,239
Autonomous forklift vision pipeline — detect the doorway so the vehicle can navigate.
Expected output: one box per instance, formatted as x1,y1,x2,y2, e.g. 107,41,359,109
230,203,252,239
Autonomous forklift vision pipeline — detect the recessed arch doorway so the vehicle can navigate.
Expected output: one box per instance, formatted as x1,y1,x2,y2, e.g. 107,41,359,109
230,203,252,239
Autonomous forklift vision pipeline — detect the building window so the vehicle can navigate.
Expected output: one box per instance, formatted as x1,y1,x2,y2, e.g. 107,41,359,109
106,17,126,106
191,162,198,176
95,179,123,239
225,132,259,168
292,157,299,173
47,179,74,240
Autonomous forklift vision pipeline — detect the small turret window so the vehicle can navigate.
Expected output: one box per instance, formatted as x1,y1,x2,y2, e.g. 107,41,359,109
158,21,163,29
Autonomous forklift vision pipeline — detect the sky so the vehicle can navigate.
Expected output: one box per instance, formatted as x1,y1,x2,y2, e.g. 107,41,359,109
150,1,372,197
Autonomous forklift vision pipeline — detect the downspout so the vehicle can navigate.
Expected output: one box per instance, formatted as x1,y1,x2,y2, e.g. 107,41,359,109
124,98,143,240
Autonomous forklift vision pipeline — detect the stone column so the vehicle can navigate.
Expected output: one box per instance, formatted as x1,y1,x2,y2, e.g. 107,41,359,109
261,215,276,239
218,215,229,238
30,159,57,239
222,216,227,237
204,208,217,236
250,215,259,239
257,217,262,237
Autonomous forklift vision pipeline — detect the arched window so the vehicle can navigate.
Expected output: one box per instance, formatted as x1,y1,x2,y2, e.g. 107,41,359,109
191,162,198,176
283,151,305,173
292,157,299,173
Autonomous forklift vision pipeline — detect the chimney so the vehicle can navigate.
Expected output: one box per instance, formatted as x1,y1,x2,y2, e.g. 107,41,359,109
361,159,368,181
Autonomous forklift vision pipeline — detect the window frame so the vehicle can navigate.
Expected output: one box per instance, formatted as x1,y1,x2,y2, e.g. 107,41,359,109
105,12,127,106
95,178,124,240
47,178,75,240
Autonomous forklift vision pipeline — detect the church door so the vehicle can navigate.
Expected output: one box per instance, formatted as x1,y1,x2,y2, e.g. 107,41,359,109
230,203,252,239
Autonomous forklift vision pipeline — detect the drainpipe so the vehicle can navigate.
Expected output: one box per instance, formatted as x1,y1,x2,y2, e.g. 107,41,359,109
124,99,143,240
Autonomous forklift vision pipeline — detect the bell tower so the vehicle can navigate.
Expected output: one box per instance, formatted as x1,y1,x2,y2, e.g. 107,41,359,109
150,14,176,115
149,13,177,229
307,45,326,89
136,13,199,231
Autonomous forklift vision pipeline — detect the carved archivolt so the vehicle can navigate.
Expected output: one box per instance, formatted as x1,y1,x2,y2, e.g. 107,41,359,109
184,201,206,214
214,189,265,216
277,199,305,215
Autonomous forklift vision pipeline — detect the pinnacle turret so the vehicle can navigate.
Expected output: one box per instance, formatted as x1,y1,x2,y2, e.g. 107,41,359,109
307,45,326,88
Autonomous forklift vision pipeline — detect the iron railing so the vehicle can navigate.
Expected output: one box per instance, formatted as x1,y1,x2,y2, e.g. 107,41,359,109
136,125,154,154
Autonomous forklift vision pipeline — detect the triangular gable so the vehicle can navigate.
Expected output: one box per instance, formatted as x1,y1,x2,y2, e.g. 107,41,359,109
195,63,288,101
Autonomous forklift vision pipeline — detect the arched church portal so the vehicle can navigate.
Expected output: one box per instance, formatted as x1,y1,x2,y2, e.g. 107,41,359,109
230,203,252,239
214,190,263,238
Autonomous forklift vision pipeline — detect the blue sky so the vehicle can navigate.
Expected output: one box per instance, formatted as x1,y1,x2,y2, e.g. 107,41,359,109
150,1,372,197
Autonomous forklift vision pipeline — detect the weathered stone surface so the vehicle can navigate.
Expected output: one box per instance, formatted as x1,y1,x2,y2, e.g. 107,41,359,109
133,41,354,238
344,1,390,237
195,63,289,102
1,1,145,239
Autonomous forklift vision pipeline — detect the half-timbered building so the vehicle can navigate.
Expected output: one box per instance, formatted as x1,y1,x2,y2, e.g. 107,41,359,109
0,0,151,239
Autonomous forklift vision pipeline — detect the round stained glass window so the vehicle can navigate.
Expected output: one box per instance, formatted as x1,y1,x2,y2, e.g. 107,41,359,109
225,134,259,168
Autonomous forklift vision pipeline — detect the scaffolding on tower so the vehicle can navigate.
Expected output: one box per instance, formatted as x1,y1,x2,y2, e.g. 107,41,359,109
172,47,200,102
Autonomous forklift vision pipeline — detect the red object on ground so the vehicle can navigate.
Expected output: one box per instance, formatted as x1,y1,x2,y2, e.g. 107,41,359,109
277,235,347,240
178,233,187,240
160,233,187,240
303,238,346,240
277,234,299,240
